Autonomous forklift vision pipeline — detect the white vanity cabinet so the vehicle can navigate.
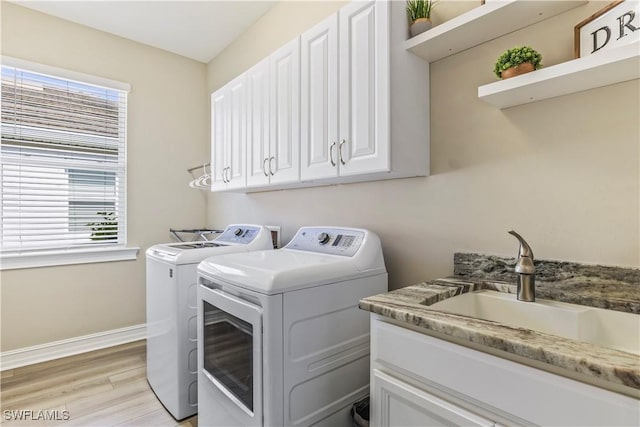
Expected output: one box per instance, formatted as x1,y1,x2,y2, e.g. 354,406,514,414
211,73,247,191
370,314,640,427
372,369,494,427
300,0,429,183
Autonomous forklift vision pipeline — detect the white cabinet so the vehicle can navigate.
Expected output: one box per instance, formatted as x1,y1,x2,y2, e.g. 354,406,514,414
372,369,493,427
338,0,389,177
212,0,429,193
300,0,429,184
300,14,338,181
210,87,227,190
269,38,300,184
370,314,640,427
211,74,247,191
242,40,301,189
215,40,300,191
246,58,271,187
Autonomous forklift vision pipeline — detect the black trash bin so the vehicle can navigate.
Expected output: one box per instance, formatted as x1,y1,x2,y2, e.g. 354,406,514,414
351,395,370,427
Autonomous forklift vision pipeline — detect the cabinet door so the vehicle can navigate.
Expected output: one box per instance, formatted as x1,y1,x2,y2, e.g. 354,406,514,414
226,74,247,190
300,14,339,181
339,0,390,176
372,370,494,427
269,37,300,184
246,59,271,187
210,88,228,191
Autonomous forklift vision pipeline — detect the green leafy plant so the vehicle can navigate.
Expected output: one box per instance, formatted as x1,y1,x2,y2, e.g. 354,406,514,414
493,46,542,78
87,211,118,241
406,0,437,21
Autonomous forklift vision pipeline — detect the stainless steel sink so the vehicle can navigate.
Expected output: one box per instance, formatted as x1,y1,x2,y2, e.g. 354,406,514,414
428,290,639,354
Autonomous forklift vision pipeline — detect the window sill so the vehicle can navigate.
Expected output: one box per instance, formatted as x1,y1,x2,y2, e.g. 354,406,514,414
0,246,140,270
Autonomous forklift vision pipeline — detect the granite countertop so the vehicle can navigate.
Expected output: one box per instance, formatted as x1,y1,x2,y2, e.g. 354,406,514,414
360,253,640,397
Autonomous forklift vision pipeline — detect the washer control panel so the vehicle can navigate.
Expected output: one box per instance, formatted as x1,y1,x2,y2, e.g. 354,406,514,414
285,227,365,257
216,225,261,244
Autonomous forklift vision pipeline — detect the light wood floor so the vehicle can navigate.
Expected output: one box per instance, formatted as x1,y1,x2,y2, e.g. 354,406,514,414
0,340,197,427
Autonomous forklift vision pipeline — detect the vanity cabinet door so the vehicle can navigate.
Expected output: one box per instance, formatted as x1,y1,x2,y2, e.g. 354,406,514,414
372,370,494,427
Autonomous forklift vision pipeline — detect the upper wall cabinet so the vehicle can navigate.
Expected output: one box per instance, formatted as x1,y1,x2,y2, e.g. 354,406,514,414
246,39,301,188
300,14,338,181
212,0,429,193
269,38,301,184
301,1,405,182
299,0,429,186
211,74,247,191
246,58,271,187
338,0,390,177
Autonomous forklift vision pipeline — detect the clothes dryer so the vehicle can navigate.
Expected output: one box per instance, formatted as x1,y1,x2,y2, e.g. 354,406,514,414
196,226,387,426
146,224,273,420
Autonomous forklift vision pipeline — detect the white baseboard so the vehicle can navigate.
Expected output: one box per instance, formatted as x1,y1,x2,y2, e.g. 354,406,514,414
0,324,146,371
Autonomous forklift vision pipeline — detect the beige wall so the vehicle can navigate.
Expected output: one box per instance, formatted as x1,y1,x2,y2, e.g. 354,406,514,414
206,1,640,289
0,3,209,351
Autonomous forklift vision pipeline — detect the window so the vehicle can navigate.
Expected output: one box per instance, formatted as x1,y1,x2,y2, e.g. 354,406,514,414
1,58,137,268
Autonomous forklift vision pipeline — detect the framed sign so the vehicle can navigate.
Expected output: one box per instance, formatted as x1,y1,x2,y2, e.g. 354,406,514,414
574,0,640,58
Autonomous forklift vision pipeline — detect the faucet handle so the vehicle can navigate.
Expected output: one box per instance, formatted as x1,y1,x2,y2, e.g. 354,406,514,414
508,230,534,259
509,230,536,302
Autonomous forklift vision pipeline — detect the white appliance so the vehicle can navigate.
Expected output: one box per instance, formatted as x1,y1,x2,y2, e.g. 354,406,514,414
196,226,388,427
146,224,274,420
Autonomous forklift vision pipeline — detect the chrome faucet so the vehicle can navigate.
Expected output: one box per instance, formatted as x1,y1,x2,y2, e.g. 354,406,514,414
508,230,536,302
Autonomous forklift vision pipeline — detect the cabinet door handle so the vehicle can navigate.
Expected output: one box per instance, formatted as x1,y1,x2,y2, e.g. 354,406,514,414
221,167,227,183
225,167,231,183
263,158,269,177
269,157,275,176
339,139,346,166
329,141,336,167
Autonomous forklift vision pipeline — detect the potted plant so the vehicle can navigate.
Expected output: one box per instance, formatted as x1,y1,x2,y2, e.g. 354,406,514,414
407,0,437,38
494,46,543,79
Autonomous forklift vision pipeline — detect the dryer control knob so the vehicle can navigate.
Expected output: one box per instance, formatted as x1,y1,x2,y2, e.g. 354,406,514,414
317,232,330,245
234,228,243,236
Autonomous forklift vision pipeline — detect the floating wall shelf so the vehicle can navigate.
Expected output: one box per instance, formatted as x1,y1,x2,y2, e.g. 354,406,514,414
478,42,640,109
405,0,587,63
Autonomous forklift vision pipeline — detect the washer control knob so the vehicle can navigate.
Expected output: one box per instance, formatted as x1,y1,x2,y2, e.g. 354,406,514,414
317,232,330,245
234,228,243,236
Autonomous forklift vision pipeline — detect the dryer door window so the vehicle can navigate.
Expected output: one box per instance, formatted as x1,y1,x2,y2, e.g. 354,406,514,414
199,285,263,423
203,301,254,411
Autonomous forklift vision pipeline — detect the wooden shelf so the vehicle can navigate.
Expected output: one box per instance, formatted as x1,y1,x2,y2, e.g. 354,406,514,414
405,0,586,63
478,42,640,109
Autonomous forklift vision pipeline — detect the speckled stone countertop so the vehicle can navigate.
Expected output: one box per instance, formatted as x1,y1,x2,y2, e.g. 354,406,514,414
360,253,640,396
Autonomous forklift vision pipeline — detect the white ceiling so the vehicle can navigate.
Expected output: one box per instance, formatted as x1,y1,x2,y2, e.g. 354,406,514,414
11,0,277,63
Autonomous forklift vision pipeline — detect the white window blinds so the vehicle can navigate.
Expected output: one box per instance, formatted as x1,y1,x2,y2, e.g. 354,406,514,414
1,62,128,253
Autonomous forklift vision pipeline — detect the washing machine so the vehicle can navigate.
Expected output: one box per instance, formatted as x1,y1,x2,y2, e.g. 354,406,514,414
145,224,274,420
196,226,388,427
